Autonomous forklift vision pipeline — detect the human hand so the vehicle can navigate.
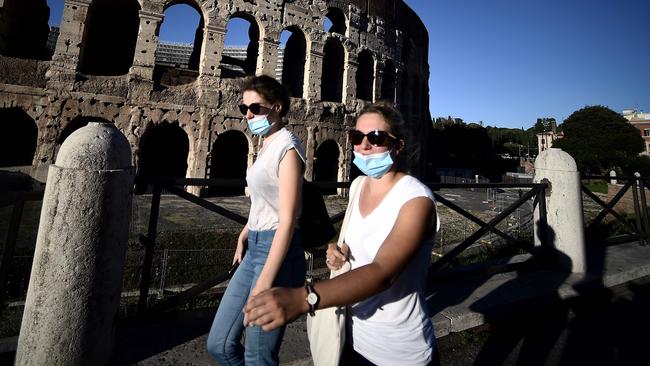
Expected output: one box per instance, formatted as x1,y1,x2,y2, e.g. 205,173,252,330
233,229,248,265
243,287,307,331
325,242,349,270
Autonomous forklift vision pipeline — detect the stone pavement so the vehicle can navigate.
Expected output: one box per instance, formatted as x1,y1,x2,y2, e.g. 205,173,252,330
108,240,650,365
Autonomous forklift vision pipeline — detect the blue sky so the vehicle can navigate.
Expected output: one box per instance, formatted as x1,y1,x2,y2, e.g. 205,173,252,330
46,0,650,129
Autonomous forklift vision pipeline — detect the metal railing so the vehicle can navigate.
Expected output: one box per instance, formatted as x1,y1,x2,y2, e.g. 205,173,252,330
427,182,549,277
582,175,650,246
132,176,351,316
0,177,549,317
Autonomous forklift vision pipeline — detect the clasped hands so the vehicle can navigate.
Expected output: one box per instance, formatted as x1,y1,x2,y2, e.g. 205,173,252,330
243,242,349,331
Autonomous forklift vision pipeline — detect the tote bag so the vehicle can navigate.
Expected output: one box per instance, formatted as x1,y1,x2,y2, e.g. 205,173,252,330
306,177,363,366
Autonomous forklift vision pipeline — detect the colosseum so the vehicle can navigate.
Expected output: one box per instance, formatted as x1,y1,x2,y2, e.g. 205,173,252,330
0,0,431,195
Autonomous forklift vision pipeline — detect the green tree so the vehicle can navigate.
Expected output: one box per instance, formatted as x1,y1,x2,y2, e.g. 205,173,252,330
553,106,643,174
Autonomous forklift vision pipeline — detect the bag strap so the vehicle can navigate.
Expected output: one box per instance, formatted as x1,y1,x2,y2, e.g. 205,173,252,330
337,177,364,248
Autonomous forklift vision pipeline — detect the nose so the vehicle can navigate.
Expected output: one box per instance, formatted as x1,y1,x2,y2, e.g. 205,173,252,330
245,108,255,120
359,136,373,150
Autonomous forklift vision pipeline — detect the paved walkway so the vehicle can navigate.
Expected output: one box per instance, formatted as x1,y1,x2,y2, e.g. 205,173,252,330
106,240,650,365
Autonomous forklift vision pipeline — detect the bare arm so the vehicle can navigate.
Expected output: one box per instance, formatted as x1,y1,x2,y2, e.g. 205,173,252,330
244,196,436,330
233,223,249,265
250,148,303,296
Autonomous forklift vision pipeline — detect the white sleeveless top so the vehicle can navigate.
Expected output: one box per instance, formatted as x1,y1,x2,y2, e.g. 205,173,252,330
246,128,306,231
345,175,439,366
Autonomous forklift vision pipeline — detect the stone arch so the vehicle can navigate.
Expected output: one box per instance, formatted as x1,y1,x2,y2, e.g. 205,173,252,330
0,0,50,60
321,38,345,103
78,0,141,75
314,139,341,195
0,108,38,167
356,49,374,101
279,26,307,98
324,7,347,35
137,122,189,181
208,130,249,196
220,13,262,78
153,1,204,88
58,116,112,145
380,59,396,102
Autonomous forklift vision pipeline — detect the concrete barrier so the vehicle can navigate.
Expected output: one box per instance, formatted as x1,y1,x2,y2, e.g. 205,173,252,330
533,148,586,273
15,122,134,365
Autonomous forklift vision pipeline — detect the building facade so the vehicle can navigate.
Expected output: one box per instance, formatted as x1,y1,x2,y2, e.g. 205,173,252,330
625,110,650,155
0,0,432,195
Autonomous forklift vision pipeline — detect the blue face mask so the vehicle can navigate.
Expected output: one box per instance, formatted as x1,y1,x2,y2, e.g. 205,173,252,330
248,114,273,136
353,151,394,179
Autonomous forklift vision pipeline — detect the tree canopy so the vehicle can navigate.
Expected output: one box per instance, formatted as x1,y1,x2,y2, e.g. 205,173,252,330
552,105,644,174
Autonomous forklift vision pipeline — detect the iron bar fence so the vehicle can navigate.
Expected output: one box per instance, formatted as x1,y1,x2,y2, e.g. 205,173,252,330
581,175,650,246
1,178,552,317
5,175,650,319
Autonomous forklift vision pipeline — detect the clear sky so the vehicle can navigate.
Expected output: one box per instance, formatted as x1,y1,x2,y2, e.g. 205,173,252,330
46,0,650,129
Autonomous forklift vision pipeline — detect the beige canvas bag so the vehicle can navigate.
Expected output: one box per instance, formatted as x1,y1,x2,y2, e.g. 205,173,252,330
306,177,363,366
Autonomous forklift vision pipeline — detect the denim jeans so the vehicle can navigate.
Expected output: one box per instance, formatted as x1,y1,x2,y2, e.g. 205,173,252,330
207,229,305,366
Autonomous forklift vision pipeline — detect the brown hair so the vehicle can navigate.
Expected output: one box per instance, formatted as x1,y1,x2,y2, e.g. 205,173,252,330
241,75,291,117
356,101,416,172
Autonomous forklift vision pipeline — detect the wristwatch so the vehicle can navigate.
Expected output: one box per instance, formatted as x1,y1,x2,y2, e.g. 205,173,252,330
305,284,320,316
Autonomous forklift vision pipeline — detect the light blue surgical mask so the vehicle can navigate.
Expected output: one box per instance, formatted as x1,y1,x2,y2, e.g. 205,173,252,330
248,114,273,136
353,151,394,179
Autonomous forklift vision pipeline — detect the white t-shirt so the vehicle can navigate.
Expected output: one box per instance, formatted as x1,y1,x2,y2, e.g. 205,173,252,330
246,128,306,231
345,175,439,366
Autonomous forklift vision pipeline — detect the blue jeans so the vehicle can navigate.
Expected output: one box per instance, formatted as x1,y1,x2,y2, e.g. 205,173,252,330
207,229,306,366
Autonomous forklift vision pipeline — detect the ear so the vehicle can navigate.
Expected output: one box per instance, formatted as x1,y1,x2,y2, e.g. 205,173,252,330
274,103,283,115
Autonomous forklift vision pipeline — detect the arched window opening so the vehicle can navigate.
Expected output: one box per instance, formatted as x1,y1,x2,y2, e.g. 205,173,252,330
380,60,396,102
208,130,248,196
314,140,339,195
278,27,306,98
136,123,189,193
321,39,344,103
0,0,50,60
78,0,140,75
356,50,374,101
58,116,111,145
153,2,203,88
221,16,259,79
324,7,346,35
0,108,37,167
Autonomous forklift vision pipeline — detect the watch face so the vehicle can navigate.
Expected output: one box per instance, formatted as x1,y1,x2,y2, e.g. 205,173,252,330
307,292,318,305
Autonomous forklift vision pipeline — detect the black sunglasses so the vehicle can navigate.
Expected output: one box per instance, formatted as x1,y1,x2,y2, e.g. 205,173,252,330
348,130,396,146
239,103,272,116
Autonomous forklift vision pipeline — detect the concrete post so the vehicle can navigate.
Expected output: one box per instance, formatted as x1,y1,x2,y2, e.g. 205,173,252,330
16,122,134,366
533,148,586,272
610,170,617,185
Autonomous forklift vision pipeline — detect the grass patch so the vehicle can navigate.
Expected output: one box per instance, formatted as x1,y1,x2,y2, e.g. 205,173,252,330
584,180,608,194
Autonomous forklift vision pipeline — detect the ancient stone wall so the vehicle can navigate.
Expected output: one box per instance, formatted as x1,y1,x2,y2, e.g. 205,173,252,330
0,0,432,191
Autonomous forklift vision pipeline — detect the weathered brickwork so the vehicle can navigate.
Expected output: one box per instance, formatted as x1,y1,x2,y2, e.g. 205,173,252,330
0,0,431,192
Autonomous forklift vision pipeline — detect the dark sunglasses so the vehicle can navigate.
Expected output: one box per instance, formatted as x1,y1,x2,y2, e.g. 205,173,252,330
348,130,396,146
239,103,272,116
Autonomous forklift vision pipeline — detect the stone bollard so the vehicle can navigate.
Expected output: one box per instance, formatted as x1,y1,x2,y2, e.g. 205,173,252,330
16,122,134,365
610,170,617,185
533,148,586,273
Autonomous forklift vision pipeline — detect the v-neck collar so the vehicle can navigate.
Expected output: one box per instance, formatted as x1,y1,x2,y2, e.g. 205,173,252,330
356,175,407,219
